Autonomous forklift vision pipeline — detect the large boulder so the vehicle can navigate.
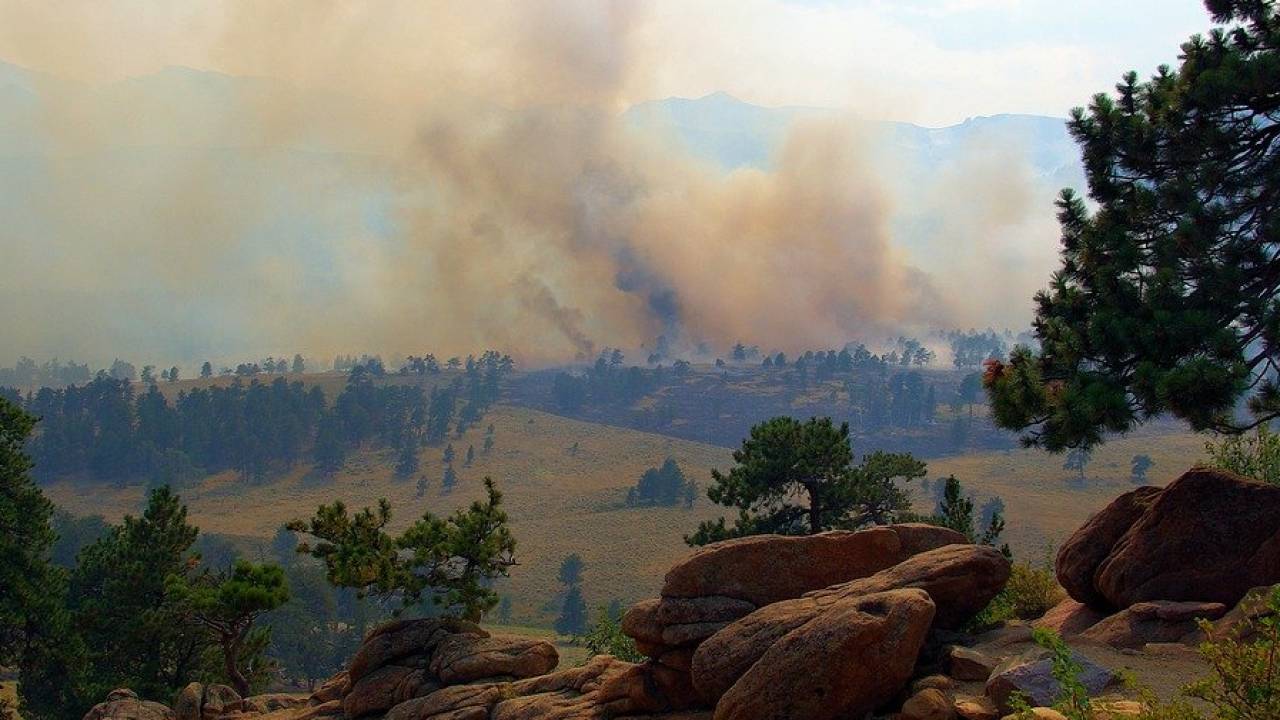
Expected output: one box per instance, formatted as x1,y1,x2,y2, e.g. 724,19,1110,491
806,543,1011,627
348,618,485,683
173,684,202,720
429,634,559,684
340,618,562,718
1079,601,1227,649
1055,486,1162,609
1032,599,1107,638
710,589,936,720
379,655,683,720
197,686,240,720
344,666,438,718
661,524,966,605
984,648,1116,713
82,690,175,720
692,544,1008,703
1058,469,1280,610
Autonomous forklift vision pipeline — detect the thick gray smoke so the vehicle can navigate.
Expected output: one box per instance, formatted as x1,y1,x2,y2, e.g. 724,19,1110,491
0,0,1058,367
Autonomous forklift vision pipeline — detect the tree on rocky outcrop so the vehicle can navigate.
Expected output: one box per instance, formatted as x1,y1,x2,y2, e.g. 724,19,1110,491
165,560,290,697
287,477,516,621
686,416,926,545
985,0,1280,450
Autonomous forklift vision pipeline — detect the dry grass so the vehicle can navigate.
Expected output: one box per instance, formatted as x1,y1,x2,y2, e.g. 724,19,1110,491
44,405,732,624
925,423,1208,555
42,402,1212,627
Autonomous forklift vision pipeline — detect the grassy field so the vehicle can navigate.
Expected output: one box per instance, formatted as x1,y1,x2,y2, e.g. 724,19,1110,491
45,405,732,624
43,403,1213,627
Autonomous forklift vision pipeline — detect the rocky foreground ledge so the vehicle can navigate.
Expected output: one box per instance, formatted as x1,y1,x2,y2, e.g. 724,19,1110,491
81,469,1280,720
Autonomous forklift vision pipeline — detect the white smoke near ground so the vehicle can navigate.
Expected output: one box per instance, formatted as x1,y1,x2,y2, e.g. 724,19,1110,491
0,0,1061,367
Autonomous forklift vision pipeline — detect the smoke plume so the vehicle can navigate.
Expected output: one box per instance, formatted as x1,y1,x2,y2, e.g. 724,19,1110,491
0,0,1058,367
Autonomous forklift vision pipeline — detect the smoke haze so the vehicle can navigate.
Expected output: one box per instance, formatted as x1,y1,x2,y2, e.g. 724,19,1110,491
0,0,1070,367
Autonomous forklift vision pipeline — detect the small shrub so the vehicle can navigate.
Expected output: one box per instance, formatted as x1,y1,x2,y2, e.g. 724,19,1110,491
1204,426,1280,486
581,607,643,663
1039,584,1280,717
970,560,1065,630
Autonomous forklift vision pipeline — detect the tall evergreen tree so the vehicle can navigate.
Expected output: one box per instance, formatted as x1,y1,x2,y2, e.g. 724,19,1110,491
68,486,210,703
987,1,1280,450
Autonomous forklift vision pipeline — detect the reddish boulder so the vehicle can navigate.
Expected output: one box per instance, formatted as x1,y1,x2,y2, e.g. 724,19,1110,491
662,524,965,606
1079,601,1227,649
348,617,484,683
806,543,1011,627
1058,469,1280,610
693,544,1008,704
1055,486,1162,608
711,589,935,720
429,634,559,684
1032,599,1107,637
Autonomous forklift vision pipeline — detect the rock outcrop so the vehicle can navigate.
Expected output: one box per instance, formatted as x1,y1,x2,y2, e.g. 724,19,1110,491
691,543,1009,705
984,648,1116,713
341,619,559,719
82,690,175,720
625,525,966,663
1057,469,1280,610
661,524,966,606
1078,600,1228,649
710,589,936,720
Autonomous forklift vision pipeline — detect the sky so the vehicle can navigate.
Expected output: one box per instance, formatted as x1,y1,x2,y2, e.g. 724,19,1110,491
0,0,1212,126
0,1,1223,367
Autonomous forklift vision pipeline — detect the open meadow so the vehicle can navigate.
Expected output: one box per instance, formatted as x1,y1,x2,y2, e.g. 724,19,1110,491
43,402,1211,627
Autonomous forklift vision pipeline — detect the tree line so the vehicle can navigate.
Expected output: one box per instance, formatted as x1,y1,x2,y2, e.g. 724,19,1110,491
2,350,513,487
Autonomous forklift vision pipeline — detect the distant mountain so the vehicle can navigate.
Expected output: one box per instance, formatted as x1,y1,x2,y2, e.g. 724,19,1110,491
624,91,1083,190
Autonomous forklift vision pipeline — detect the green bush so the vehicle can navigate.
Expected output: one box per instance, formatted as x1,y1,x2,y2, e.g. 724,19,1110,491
970,560,1065,630
1204,426,1280,486
580,607,643,663
1032,587,1280,720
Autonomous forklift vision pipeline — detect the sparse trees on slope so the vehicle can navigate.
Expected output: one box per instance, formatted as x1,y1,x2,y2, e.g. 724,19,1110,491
986,0,1280,450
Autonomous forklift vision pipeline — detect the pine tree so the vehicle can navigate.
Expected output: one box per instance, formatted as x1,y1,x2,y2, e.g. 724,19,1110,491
554,586,588,637
165,561,289,696
465,445,475,467
201,361,213,379
395,443,419,478
288,478,516,620
987,1,1280,450
687,417,926,544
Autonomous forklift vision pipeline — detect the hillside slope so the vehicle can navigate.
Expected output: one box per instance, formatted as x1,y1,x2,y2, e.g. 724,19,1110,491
43,400,1211,627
